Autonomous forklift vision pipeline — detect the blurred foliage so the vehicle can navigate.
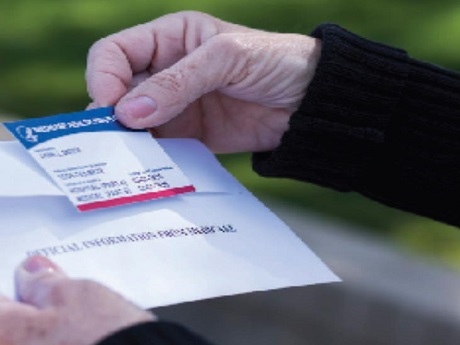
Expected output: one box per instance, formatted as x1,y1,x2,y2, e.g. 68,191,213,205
1,0,460,268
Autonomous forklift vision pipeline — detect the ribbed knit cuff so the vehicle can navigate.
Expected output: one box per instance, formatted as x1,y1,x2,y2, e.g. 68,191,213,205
253,24,409,191
96,321,214,345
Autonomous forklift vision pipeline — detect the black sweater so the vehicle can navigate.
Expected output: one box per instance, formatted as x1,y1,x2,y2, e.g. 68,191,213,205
255,24,460,227
97,23,460,345
98,322,213,345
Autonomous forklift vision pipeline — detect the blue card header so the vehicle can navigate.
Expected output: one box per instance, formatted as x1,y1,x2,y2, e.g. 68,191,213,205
4,107,137,149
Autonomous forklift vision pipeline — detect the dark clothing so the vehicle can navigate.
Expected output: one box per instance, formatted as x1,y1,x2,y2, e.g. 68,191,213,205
254,24,460,227
96,24,460,345
97,322,213,345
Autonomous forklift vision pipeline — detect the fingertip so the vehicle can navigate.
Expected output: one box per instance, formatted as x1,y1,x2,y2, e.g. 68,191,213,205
86,73,128,110
15,256,65,294
15,256,67,306
20,255,61,274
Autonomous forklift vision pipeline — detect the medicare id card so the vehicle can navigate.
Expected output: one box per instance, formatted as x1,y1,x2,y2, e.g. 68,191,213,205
4,107,195,211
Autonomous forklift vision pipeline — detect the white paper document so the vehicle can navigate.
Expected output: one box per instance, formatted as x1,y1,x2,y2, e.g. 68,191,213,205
0,139,339,308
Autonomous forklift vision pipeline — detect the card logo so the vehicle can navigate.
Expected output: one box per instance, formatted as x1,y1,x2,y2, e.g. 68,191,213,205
16,126,39,143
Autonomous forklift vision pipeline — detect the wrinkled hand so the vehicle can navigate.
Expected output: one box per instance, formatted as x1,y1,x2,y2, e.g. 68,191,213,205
86,11,321,153
0,256,154,345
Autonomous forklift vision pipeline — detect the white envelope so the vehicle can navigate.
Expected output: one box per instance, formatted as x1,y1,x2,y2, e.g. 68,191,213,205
0,139,338,308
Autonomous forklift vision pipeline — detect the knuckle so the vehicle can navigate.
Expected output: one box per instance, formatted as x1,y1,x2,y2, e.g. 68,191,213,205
72,279,107,299
46,279,73,303
209,34,244,55
175,10,210,21
87,35,121,65
207,33,251,70
206,34,252,83
87,37,108,57
147,69,186,95
73,278,102,291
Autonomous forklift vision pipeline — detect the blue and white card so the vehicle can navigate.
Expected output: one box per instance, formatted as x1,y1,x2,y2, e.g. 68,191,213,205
4,107,195,211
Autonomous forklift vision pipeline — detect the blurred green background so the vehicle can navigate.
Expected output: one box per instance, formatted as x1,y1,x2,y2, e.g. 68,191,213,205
1,0,460,268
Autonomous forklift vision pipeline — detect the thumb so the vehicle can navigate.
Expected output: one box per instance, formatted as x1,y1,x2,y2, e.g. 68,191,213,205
114,35,246,129
15,255,68,308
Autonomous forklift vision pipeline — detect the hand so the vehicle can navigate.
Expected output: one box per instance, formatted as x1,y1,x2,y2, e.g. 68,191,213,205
0,256,155,345
86,11,321,153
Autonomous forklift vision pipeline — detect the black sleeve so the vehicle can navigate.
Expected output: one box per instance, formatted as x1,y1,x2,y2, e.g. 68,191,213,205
96,321,214,345
253,24,460,227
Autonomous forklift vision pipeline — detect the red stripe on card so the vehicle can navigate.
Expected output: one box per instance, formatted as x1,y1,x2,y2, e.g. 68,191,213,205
77,185,195,212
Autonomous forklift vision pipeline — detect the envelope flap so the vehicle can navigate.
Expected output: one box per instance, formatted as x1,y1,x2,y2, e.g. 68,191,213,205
161,139,243,195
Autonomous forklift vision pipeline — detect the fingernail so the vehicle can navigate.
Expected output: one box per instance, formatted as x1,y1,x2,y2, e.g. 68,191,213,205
118,96,157,119
21,256,57,274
